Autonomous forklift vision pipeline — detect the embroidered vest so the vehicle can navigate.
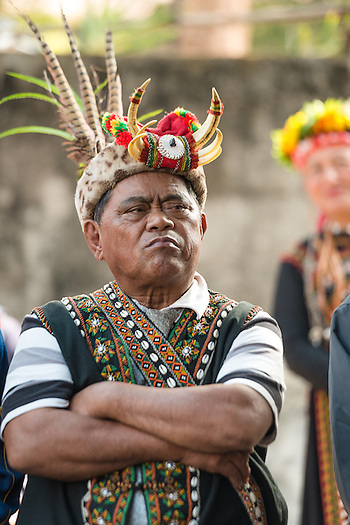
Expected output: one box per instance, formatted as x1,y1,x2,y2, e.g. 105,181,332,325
20,282,287,525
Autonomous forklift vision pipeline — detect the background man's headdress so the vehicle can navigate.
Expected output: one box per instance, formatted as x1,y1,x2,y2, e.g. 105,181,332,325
8,11,224,227
271,98,350,171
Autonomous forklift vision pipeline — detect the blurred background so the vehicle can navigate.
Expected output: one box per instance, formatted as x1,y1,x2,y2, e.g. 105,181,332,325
1,0,350,523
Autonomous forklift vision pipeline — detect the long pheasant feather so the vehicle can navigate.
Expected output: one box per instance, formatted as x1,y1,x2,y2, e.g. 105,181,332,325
22,13,95,160
61,10,105,149
105,30,123,115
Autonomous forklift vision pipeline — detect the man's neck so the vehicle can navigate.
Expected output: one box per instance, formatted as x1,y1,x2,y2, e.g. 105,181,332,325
115,279,194,310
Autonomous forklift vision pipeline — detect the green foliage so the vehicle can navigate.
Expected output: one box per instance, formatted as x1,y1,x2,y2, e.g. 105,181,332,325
5,1,350,60
0,92,60,107
0,71,163,142
138,109,164,122
5,72,84,109
0,126,74,140
252,3,349,57
77,4,176,55
10,3,177,56
6,72,60,96
253,0,347,6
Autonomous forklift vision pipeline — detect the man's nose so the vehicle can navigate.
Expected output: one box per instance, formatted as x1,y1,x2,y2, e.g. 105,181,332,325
146,207,175,230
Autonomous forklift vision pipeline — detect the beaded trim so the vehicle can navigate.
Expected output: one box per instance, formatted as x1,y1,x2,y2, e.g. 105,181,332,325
209,95,223,116
314,389,347,525
93,283,196,388
179,136,191,171
146,132,157,168
244,305,263,325
239,476,267,525
129,86,144,105
92,282,236,387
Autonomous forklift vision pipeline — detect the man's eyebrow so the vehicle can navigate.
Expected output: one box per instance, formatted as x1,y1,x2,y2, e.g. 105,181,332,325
118,196,150,208
162,193,187,200
120,193,189,205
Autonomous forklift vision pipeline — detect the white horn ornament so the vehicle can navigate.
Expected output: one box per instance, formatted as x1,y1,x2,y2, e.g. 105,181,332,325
197,129,223,166
127,78,151,138
128,133,146,160
193,87,223,149
127,120,157,161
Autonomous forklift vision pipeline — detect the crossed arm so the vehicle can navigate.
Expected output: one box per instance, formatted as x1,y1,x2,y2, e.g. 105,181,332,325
4,382,273,487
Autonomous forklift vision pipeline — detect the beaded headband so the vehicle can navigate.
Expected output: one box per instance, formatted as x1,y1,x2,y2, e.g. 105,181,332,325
6,11,224,227
271,98,350,170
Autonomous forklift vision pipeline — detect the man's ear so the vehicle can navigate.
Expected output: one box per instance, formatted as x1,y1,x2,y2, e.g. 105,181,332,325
201,212,208,238
83,220,104,261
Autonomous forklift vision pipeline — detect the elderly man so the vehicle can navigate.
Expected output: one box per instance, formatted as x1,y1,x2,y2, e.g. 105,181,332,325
1,15,287,525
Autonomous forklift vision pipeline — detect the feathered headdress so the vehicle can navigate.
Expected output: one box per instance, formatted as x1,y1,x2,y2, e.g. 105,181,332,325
16,9,122,166
3,11,224,227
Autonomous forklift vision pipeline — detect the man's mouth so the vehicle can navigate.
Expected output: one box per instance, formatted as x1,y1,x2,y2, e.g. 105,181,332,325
147,236,179,248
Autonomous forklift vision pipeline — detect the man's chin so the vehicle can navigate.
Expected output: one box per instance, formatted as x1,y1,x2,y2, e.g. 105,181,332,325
145,258,189,283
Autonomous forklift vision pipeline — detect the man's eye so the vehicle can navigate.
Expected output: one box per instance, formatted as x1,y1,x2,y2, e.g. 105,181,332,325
126,206,147,214
134,205,148,212
164,203,187,211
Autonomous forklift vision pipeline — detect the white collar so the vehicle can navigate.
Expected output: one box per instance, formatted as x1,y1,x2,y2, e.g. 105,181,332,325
160,272,209,319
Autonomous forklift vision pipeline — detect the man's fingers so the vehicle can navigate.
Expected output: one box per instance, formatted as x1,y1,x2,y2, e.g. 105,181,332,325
228,461,251,488
225,451,251,488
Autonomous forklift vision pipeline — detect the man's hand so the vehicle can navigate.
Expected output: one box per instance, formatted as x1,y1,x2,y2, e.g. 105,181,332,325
182,449,251,488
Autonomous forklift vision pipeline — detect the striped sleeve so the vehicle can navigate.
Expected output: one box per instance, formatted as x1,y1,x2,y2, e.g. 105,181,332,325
1,314,74,435
216,310,285,445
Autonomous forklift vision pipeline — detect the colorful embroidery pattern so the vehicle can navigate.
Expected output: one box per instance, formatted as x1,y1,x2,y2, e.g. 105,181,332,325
239,476,267,525
93,284,196,389
176,337,201,365
244,305,263,325
64,294,135,384
84,469,135,525
33,306,54,334
314,390,348,525
170,291,237,384
142,461,198,524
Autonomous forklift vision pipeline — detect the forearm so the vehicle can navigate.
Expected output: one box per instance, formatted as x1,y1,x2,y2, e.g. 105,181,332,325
3,408,185,481
4,407,251,488
119,384,272,452
72,382,273,453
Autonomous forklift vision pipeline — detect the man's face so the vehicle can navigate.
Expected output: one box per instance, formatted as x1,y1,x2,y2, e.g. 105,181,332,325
85,171,207,295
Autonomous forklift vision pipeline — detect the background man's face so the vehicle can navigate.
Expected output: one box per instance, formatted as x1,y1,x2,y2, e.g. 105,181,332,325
94,171,207,292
